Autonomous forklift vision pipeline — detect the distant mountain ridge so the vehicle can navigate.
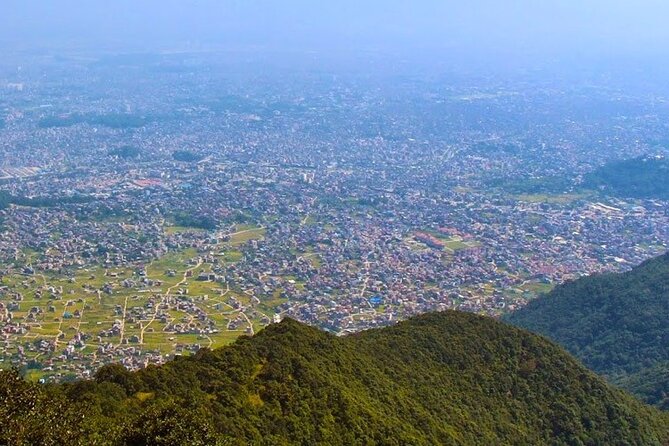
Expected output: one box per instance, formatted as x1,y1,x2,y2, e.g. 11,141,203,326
506,252,669,410
2,311,668,445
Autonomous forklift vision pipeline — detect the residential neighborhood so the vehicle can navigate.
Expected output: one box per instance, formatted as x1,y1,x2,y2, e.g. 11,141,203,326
0,50,667,381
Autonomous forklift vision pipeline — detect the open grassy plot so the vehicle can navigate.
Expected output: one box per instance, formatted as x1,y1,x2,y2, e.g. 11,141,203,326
444,239,469,251
256,288,288,315
518,281,555,295
209,330,246,348
514,193,591,204
146,248,199,276
228,225,266,245
164,226,206,235
298,247,322,268
222,250,243,262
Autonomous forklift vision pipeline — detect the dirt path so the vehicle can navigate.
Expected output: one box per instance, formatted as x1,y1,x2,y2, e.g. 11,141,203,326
139,259,202,344
240,311,254,336
76,299,86,333
54,300,70,346
117,296,129,346
218,225,266,240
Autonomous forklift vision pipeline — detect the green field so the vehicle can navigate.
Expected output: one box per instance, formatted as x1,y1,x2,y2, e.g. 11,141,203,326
164,226,206,235
0,227,285,381
229,225,266,245
514,193,590,204
518,281,555,295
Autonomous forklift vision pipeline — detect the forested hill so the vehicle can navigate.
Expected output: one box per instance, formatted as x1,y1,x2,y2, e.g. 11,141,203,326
505,252,669,410
2,312,668,445
583,155,669,200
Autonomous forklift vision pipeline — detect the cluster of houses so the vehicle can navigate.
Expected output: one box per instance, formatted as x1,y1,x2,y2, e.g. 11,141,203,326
0,58,668,380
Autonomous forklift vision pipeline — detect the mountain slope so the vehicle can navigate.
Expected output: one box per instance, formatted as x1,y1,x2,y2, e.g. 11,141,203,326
2,311,668,445
505,252,669,409
583,155,669,200
616,362,669,410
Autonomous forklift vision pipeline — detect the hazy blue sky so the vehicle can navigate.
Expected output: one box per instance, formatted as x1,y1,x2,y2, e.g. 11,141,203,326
2,0,669,59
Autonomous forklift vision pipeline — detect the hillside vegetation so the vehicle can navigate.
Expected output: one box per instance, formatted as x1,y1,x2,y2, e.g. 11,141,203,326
583,156,669,200
2,311,668,445
506,253,669,410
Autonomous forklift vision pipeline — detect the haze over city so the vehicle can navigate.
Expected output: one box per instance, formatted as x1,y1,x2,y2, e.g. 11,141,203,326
3,1,669,58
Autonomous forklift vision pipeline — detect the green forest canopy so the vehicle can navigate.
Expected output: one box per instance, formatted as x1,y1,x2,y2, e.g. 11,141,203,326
583,155,669,200
1,311,667,445
505,252,669,410
172,150,204,162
